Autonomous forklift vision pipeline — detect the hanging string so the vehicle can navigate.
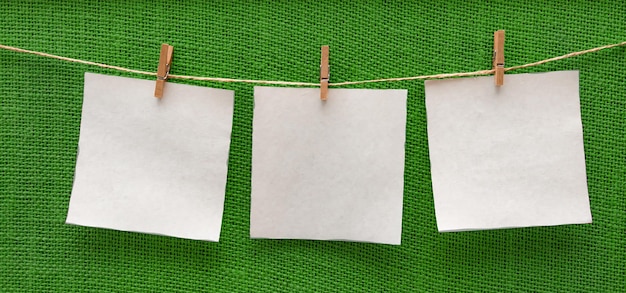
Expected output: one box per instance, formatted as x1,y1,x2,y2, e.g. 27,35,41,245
1,41,624,87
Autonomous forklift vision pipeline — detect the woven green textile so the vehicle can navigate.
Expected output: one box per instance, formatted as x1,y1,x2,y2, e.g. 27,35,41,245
1,1,624,291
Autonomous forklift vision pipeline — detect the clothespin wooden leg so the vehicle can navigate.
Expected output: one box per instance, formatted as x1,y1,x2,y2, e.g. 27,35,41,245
154,43,174,98
320,45,330,101
493,30,505,86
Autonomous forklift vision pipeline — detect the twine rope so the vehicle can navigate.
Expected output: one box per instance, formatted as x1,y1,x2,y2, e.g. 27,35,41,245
1,41,624,87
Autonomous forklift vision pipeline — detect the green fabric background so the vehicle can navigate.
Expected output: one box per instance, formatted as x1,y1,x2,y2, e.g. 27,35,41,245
1,1,624,291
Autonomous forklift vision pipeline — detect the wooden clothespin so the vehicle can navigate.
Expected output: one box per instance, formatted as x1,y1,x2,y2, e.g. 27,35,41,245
320,45,330,100
154,43,174,98
493,30,505,86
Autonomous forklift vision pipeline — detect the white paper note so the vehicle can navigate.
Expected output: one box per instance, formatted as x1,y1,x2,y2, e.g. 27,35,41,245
425,71,592,232
66,73,234,241
250,87,407,245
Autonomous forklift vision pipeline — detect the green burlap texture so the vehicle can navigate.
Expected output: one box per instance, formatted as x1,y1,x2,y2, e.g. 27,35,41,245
1,1,625,292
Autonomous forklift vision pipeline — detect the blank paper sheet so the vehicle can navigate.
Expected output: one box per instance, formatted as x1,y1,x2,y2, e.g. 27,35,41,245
250,87,407,245
424,71,592,232
66,73,234,241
